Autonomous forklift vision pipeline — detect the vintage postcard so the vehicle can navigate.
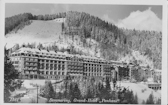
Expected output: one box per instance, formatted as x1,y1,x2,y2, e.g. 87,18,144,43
1,0,167,104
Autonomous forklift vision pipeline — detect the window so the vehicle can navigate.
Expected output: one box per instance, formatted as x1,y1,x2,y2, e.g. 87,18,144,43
50,64,53,70
62,65,64,70
40,63,44,69
30,75,33,79
58,65,61,70
54,64,57,70
34,75,37,79
46,64,49,70
15,61,19,64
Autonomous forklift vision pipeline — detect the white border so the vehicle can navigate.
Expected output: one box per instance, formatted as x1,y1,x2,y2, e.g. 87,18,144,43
162,1,167,104
0,0,167,105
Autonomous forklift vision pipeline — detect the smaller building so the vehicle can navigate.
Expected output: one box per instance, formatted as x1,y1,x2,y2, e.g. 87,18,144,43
148,83,161,90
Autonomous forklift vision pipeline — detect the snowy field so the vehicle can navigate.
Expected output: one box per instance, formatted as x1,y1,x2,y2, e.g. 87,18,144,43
115,82,161,103
5,19,101,57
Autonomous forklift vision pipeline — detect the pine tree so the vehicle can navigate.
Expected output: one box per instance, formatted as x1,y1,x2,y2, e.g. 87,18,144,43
146,92,155,104
133,94,138,104
40,80,55,102
156,98,161,104
69,83,81,102
86,86,94,99
124,90,134,104
4,47,23,102
64,75,71,99
73,83,81,99
142,100,146,104
105,78,111,99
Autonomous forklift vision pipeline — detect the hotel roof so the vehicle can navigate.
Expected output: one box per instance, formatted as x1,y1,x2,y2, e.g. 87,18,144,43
11,47,109,61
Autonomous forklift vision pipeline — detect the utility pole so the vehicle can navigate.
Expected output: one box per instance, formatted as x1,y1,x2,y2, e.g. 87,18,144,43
30,83,40,103
37,85,38,103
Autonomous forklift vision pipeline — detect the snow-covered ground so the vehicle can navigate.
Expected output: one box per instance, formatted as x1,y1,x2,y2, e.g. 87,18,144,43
22,80,63,88
20,90,47,103
5,20,100,57
115,82,161,104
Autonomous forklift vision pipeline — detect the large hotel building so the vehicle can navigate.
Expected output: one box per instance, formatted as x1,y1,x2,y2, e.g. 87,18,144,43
10,47,122,80
9,47,161,83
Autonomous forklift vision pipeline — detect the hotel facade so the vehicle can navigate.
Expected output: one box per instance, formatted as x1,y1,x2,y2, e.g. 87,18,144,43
10,48,121,80
9,47,161,83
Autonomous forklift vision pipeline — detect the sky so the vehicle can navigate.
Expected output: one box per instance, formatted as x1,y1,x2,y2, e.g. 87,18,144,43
5,3,162,32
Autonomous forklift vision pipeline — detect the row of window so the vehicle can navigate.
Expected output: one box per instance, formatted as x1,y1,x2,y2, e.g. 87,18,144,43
68,66,83,70
11,57,21,61
24,57,111,65
22,74,65,79
25,58,38,62
24,67,38,70
40,71,65,75
68,57,83,61
24,63,37,67
84,66,102,69
12,52,110,63
39,64,65,70
43,75,62,79
68,62,83,66
84,64,102,67
69,70,83,72
84,69,102,72
24,71,37,74
13,61,19,64
15,53,66,59
39,60,65,64
23,75,38,79
14,65,19,69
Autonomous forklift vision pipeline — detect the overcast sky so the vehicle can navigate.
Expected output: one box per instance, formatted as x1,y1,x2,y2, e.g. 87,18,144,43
5,3,162,32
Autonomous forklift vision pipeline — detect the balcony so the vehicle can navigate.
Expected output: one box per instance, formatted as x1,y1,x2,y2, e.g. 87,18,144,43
24,71,30,74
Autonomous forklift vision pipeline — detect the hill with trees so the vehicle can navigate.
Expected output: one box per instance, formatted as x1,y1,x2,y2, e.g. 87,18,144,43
5,11,162,69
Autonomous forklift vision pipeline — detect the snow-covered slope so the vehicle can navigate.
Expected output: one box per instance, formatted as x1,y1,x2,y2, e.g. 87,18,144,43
5,20,62,48
5,19,100,57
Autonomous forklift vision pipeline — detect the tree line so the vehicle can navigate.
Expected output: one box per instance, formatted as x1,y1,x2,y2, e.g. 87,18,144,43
39,76,160,104
5,12,66,35
63,11,161,69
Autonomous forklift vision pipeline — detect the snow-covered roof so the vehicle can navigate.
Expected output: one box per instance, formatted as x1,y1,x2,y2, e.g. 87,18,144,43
11,47,105,60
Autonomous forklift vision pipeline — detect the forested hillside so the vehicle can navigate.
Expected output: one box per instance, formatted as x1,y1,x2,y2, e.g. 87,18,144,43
63,11,161,69
5,11,162,69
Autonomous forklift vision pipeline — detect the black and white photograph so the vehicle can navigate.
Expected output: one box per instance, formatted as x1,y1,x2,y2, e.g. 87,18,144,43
1,0,167,104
